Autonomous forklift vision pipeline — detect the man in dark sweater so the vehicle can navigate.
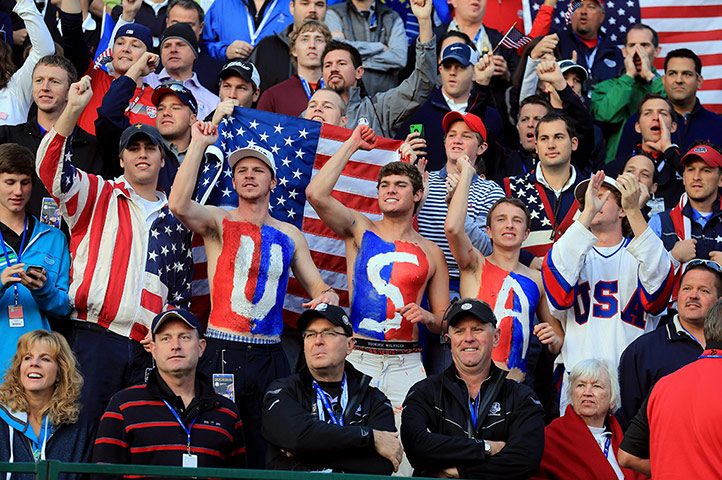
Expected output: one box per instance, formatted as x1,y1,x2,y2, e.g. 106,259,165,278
92,309,246,476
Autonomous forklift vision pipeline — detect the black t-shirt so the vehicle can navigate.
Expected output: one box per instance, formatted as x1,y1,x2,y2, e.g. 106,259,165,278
0,216,36,260
317,380,344,421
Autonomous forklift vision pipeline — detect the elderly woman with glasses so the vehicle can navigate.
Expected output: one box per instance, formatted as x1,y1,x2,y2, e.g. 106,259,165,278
0,330,93,479
532,359,635,480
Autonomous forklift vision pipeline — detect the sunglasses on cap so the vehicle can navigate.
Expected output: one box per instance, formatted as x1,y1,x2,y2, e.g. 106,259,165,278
684,259,722,274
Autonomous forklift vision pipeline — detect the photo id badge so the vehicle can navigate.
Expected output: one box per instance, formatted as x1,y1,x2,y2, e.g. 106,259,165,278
182,453,197,468
212,373,235,402
40,197,61,229
8,305,24,328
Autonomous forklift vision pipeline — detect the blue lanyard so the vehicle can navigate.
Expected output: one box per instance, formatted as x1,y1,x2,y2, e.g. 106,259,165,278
602,436,611,458
0,216,28,265
300,77,324,100
468,395,479,429
312,377,346,426
163,400,198,454
0,216,28,304
700,355,722,358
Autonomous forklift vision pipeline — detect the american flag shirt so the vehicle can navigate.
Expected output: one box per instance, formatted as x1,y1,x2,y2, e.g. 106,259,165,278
36,128,192,341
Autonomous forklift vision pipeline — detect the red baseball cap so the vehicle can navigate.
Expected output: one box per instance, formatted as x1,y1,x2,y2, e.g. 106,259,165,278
442,111,487,142
681,145,722,169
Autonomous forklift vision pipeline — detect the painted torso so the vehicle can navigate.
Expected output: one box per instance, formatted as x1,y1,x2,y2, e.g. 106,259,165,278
351,230,429,342
477,260,540,373
208,219,294,339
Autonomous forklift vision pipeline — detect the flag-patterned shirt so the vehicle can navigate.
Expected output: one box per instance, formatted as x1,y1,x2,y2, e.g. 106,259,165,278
36,128,192,341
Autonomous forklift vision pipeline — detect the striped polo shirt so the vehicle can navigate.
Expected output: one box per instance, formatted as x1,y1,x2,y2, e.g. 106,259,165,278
417,166,505,281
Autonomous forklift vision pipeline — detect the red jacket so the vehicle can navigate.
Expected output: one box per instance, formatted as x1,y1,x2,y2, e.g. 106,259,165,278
533,406,636,480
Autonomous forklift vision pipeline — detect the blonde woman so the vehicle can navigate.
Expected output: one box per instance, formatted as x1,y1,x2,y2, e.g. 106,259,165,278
0,330,93,479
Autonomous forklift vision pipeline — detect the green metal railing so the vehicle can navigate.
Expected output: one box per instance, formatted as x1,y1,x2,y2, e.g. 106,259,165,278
0,461,425,480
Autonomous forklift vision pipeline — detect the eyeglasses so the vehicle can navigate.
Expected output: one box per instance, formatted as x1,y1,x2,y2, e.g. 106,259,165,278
684,259,722,274
302,330,347,341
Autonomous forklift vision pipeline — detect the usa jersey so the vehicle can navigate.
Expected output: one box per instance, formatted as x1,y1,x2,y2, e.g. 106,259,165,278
208,220,294,339
477,261,540,373
543,222,676,372
351,231,429,341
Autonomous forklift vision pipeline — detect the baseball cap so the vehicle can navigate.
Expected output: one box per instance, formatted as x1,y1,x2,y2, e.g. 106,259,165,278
574,175,622,203
681,144,722,169
151,309,205,338
227,145,276,177
442,111,487,142
445,299,497,330
151,82,199,115
118,123,165,154
558,59,589,82
114,23,153,52
219,60,261,90
160,23,199,57
440,42,478,67
297,303,353,337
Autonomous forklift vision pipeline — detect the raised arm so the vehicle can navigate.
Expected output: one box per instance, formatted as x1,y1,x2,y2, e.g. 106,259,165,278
55,75,92,137
10,0,55,110
305,125,376,239
445,155,483,272
60,0,91,75
168,121,224,237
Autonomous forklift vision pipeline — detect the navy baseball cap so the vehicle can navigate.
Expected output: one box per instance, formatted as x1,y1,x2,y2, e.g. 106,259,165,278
118,123,165,154
114,23,153,52
445,299,497,330
160,22,199,57
440,43,478,67
151,309,205,338
151,82,199,115
297,303,353,337
219,59,261,90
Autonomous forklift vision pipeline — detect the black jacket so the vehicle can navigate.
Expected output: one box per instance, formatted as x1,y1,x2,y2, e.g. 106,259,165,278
249,24,293,94
0,112,103,218
401,363,545,479
262,361,395,474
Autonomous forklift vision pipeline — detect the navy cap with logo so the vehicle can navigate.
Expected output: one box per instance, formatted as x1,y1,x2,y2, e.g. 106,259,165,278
118,123,165,154
445,299,497,332
151,309,205,338
440,42,478,67
160,23,199,58
151,82,199,115
114,23,153,52
219,59,261,90
297,303,354,337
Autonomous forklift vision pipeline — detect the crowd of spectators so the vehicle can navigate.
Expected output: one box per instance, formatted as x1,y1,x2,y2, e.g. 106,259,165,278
0,0,721,477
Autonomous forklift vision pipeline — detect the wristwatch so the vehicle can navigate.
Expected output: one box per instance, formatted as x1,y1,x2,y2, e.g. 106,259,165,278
484,440,491,455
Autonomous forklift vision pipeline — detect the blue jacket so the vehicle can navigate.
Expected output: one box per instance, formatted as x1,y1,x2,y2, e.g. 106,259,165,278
616,99,722,161
0,405,94,480
617,317,702,429
650,195,722,260
555,26,623,89
0,219,70,373
202,0,292,59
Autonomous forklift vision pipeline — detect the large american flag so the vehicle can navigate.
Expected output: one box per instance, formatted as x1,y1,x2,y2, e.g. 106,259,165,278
526,0,722,113
190,108,402,325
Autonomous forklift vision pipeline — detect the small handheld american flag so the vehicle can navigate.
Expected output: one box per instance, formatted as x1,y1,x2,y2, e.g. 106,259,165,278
565,0,583,26
499,24,533,51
